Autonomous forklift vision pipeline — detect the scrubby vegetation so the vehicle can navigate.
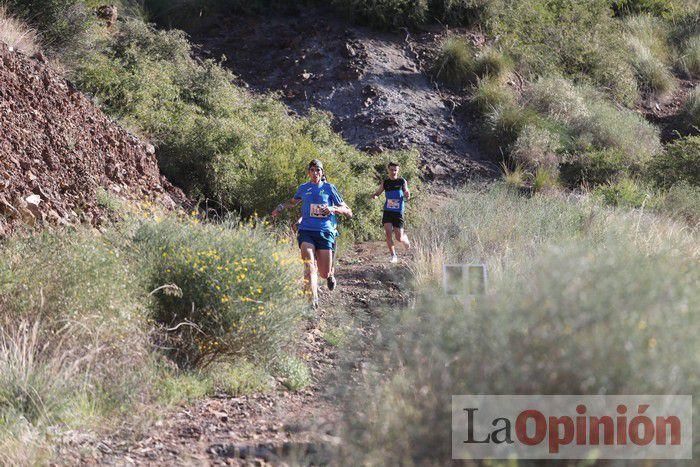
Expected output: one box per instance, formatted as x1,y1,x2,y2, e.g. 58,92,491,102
0,211,309,461
2,0,698,462
69,19,400,241
0,6,39,55
135,217,304,369
341,184,700,463
2,0,93,50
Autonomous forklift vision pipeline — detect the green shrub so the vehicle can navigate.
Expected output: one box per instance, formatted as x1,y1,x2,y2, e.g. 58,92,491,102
470,76,515,113
623,15,675,95
342,238,699,463
135,217,305,369
272,355,311,391
427,0,487,25
561,148,634,186
332,0,429,28
527,77,661,170
593,177,653,207
679,35,700,77
683,85,700,131
485,0,639,104
432,35,475,87
647,135,700,187
3,0,92,51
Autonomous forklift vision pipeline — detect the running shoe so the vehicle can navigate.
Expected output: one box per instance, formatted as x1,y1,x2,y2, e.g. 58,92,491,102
327,275,336,291
390,254,398,264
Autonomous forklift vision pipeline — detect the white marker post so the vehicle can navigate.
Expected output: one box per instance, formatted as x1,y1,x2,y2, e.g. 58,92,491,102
443,263,487,311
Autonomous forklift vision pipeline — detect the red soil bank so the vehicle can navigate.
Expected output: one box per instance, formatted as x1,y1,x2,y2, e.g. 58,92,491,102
0,43,186,236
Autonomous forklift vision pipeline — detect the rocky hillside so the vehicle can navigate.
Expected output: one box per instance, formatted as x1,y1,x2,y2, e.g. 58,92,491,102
0,43,185,237
193,8,497,184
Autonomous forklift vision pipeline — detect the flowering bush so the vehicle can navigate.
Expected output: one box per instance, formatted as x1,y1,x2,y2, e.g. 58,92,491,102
135,217,305,369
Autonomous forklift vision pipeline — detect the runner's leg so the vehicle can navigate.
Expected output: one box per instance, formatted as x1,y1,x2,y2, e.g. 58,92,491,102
316,249,332,280
300,242,318,304
395,227,410,249
384,223,395,256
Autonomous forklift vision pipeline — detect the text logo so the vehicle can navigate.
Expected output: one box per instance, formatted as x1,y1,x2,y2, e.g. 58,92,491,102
452,395,692,459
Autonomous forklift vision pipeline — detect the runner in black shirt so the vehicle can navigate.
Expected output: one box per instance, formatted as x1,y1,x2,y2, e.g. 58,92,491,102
371,162,411,263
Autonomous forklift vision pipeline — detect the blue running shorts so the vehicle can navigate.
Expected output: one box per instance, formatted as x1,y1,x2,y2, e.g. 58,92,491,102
297,230,336,250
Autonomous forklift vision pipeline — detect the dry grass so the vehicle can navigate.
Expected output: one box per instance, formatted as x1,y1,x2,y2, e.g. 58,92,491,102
0,6,39,55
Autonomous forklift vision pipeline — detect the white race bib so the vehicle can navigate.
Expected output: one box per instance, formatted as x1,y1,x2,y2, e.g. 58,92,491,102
310,203,329,218
386,199,401,209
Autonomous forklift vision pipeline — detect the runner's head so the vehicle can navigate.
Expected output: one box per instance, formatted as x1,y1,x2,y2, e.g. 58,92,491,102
308,159,324,184
387,161,400,179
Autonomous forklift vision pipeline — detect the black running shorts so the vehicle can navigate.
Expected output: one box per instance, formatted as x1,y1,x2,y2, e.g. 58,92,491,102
382,211,404,229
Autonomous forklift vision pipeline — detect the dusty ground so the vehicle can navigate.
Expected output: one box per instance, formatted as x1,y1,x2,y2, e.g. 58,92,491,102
638,78,699,142
58,241,413,465
192,8,498,185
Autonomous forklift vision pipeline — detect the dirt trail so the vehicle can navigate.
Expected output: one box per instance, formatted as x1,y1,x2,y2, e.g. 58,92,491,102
60,241,412,465
193,8,497,184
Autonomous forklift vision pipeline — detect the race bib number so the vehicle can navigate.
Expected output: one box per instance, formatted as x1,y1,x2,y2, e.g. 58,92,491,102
310,203,329,218
386,199,401,209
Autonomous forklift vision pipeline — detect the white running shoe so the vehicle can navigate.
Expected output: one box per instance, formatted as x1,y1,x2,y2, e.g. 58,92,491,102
389,254,398,264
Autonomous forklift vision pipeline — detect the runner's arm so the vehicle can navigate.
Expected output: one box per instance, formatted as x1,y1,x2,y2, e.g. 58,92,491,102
403,180,411,201
329,203,353,218
271,198,301,217
371,182,384,199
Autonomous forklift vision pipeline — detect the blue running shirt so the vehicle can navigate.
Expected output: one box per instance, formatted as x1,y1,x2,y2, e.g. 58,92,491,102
383,178,406,214
294,181,344,233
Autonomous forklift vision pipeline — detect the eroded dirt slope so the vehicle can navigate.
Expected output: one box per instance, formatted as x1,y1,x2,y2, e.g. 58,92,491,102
0,43,185,236
193,8,497,184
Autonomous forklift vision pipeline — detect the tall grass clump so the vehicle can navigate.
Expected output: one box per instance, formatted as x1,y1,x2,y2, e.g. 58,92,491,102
509,123,562,171
623,14,676,96
433,35,474,87
341,185,699,463
653,181,700,226
0,229,155,414
434,39,511,88
485,0,639,104
0,226,161,461
0,6,39,55
3,0,91,51
470,76,515,113
612,0,677,17
682,85,700,131
526,76,662,182
679,35,700,77
472,45,512,79
134,217,305,370
647,135,700,187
